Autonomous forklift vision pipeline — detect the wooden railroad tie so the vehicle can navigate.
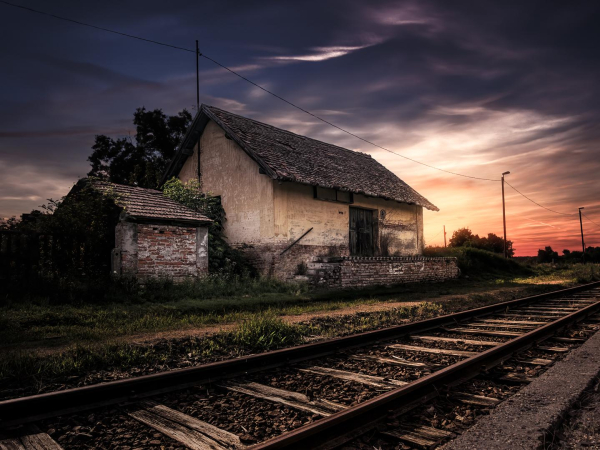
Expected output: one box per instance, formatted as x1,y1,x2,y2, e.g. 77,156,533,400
383,424,455,449
442,327,522,338
221,381,345,416
129,401,245,450
410,335,499,347
350,354,434,369
0,425,62,450
299,366,408,389
387,343,476,357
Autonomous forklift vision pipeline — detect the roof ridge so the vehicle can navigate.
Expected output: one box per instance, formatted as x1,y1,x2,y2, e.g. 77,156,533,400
202,104,373,160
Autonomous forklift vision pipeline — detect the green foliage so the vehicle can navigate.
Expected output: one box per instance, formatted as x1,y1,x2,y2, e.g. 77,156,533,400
424,246,531,278
163,178,256,276
448,227,514,257
88,107,192,188
228,314,302,352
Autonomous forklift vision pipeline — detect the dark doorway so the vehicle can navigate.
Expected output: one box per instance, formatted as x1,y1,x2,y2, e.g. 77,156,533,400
349,207,374,256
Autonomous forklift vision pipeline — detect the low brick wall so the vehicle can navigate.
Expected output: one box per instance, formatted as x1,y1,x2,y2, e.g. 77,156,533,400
310,256,460,288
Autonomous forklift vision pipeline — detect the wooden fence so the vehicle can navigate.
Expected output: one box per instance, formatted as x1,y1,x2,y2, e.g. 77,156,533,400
0,230,105,289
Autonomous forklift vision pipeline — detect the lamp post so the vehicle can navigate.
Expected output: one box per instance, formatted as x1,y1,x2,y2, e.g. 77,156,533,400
579,207,586,263
502,171,510,258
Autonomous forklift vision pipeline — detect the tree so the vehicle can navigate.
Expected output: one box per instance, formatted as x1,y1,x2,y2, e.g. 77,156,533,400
88,107,192,188
449,227,514,256
448,228,477,248
538,246,559,263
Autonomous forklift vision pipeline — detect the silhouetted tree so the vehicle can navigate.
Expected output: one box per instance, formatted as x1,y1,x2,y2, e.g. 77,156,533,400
88,107,192,188
538,246,559,263
449,228,477,248
449,227,514,256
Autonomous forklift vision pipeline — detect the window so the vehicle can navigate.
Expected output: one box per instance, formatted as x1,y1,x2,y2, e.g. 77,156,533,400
314,186,354,204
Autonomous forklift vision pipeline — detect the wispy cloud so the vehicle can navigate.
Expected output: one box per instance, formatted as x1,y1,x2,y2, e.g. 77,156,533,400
267,45,374,62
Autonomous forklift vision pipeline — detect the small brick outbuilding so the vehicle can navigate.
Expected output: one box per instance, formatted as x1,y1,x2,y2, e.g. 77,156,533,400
88,180,212,281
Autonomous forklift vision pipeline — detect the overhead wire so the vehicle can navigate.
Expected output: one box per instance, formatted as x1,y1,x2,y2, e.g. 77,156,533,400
504,181,576,217
582,212,600,230
0,0,499,182
2,0,595,225
426,228,443,243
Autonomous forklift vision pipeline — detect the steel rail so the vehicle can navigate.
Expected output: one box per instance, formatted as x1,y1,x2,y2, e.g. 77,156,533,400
251,295,600,449
1,281,599,428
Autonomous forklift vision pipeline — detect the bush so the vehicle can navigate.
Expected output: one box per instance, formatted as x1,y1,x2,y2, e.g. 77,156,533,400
424,246,531,278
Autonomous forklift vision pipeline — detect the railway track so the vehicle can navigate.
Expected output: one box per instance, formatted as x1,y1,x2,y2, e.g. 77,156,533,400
1,282,600,450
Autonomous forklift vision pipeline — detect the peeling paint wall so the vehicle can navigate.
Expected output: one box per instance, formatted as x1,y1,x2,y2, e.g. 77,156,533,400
180,120,275,244
272,182,423,255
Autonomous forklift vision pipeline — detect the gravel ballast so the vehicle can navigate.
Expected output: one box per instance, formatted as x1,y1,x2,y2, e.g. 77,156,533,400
443,327,600,450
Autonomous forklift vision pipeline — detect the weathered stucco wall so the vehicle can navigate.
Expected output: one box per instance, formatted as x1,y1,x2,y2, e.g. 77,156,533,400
178,119,428,280
179,120,275,244
113,221,209,280
272,182,424,255
309,256,460,288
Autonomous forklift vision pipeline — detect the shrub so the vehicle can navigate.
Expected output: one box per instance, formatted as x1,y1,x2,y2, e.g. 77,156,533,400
424,246,531,278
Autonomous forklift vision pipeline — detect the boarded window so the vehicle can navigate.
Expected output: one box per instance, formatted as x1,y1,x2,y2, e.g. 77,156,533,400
336,191,352,203
315,187,337,201
314,187,353,204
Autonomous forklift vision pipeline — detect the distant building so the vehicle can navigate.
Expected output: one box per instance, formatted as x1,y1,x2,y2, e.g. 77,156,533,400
163,105,458,286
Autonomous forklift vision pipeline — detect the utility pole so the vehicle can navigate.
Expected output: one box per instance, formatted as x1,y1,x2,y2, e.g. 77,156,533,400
502,171,510,258
579,207,586,263
443,225,447,248
196,40,200,112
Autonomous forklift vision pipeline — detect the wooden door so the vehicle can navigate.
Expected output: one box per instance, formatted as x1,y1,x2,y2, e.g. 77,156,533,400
349,207,374,256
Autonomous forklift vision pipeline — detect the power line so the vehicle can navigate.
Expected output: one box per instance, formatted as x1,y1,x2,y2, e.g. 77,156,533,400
582,212,600,230
504,180,576,216
0,1,196,54
426,229,443,242
0,0,499,182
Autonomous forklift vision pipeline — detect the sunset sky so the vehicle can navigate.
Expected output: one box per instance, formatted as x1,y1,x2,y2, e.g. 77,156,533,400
1,1,599,255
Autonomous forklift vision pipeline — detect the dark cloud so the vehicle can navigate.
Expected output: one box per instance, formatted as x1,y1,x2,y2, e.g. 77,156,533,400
1,0,599,253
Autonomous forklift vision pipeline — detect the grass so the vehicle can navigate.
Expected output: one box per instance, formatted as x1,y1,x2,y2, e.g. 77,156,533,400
1,256,599,399
2,261,598,349
0,315,303,398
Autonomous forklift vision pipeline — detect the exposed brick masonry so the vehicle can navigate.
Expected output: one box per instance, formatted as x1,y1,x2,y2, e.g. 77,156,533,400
114,222,209,280
137,224,199,279
310,256,460,288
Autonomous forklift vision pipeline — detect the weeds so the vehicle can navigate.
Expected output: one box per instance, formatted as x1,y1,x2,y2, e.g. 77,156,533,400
227,314,303,352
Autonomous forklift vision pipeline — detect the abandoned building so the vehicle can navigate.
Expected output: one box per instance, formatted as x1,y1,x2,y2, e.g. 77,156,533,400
163,105,459,287
82,180,211,280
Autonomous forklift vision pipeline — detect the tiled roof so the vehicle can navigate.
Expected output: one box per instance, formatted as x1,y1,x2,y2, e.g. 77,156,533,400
89,180,211,224
164,105,438,211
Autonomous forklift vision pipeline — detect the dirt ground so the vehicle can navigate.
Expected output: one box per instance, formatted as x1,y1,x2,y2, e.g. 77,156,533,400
8,286,532,358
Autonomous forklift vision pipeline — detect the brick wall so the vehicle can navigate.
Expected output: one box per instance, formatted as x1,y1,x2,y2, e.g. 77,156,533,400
310,256,460,288
114,221,209,280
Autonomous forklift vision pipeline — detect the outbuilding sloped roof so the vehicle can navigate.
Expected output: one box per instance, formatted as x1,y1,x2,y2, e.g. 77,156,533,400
88,180,211,224
164,105,438,211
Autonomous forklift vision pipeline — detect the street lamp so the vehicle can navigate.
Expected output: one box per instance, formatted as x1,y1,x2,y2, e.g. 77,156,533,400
502,171,510,258
579,207,586,263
